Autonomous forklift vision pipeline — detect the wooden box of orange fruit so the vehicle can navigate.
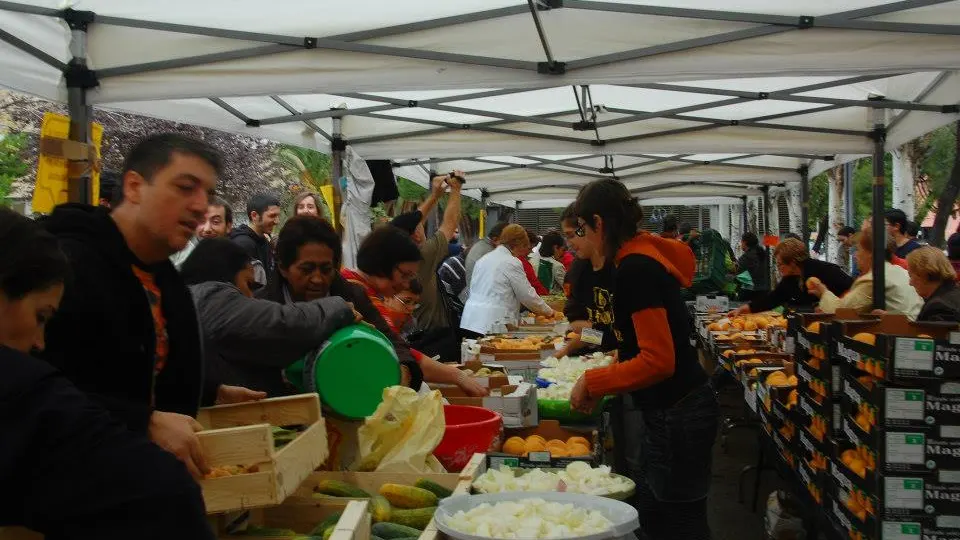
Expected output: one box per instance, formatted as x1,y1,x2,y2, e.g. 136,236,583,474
832,314,960,382
486,420,598,470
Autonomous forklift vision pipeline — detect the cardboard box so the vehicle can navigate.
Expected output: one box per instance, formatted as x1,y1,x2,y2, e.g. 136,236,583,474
440,382,539,428
485,420,599,469
477,352,543,383
196,394,329,514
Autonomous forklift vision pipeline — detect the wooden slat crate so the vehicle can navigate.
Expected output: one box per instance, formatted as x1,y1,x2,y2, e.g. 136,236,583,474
199,393,328,513
216,499,369,540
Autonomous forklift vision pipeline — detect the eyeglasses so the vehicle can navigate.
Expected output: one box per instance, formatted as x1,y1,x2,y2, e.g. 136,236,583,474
575,220,587,238
393,295,420,311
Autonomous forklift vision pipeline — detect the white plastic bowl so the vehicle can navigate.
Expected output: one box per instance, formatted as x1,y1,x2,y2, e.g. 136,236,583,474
434,492,640,540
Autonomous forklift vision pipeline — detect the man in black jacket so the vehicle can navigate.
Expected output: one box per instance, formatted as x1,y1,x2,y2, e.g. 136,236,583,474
41,134,264,480
230,193,281,284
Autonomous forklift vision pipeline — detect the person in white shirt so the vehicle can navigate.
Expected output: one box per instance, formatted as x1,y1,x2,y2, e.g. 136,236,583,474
528,230,567,295
460,224,556,336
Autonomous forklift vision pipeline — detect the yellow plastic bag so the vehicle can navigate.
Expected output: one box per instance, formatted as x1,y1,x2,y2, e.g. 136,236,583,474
356,386,446,473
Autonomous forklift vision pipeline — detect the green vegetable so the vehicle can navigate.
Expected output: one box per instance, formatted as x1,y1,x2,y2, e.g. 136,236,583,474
309,512,342,536
313,480,371,498
371,522,423,539
371,495,392,523
414,479,453,499
388,507,436,530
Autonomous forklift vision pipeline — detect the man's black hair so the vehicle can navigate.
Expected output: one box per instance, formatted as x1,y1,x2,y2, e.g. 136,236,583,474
275,216,342,270
741,231,760,249
210,196,234,225
357,225,423,278
560,203,577,226
98,170,122,207
838,226,857,238
884,208,908,235
247,193,281,221
116,133,223,204
489,221,509,240
948,232,960,260
662,214,678,233
905,221,920,238
539,231,565,257
180,238,251,286
679,222,693,235
0,208,70,300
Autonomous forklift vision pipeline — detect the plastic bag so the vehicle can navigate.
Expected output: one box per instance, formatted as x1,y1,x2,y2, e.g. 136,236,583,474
764,491,806,540
356,386,446,473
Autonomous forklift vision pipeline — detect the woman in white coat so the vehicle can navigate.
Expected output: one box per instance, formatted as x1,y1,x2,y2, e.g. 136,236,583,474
461,224,556,336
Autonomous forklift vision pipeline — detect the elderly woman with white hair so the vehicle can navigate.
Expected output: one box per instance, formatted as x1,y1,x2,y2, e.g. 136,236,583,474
460,224,556,336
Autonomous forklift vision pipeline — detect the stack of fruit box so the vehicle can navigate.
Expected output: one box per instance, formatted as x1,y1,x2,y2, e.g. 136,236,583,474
823,314,960,540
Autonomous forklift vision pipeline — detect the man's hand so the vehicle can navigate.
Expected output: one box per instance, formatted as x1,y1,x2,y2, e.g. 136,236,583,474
345,301,363,323
570,375,597,414
149,411,209,480
446,170,465,191
727,305,750,317
430,175,446,196
216,385,267,405
400,365,411,387
457,370,490,397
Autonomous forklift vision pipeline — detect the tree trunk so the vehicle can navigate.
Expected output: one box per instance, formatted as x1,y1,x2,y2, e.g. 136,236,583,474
828,165,846,265
892,147,915,220
930,121,960,247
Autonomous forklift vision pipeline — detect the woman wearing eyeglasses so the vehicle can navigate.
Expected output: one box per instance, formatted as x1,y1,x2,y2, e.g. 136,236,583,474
566,180,718,540
461,224,557,336
342,227,488,397
181,237,360,397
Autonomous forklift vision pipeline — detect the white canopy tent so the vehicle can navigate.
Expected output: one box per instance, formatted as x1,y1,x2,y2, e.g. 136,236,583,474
2,0,960,231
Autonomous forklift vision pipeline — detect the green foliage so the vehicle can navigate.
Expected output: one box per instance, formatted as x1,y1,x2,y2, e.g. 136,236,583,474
917,124,957,221
276,145,332,190
397,177,427,200
0,133,28,206
806,155,893,231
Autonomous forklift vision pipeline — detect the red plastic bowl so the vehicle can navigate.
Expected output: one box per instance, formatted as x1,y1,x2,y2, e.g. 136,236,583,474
434,405,502,472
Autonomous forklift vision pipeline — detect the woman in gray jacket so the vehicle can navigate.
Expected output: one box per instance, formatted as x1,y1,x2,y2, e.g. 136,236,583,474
181,238,358,396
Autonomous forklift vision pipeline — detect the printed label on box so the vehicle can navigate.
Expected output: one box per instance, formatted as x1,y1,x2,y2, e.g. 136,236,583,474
786,336,795,355
939,470,960,483
881,522,922,540
896,338,935,372
480,353,496,363
745,384,757,413
527,451,551,463
886,389,926,421
942,426,960,439
886,432,926,465
937,515,960,529
884,478,924,511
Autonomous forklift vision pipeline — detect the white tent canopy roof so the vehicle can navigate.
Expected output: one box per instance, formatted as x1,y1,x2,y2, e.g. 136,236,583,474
3,0,960,204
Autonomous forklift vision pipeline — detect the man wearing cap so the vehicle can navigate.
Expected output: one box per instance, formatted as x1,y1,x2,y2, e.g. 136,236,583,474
390,171,464,359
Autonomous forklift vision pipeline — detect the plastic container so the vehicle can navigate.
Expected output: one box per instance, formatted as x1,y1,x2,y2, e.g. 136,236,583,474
434,492,640,540
538,396,612,424
434,405,502,472
471,467,636,501
284,324,400,420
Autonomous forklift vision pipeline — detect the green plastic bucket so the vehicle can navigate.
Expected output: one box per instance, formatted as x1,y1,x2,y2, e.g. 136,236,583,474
285,324,400,420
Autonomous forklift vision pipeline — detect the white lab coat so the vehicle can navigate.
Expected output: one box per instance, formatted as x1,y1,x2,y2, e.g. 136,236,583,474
460,245,551,335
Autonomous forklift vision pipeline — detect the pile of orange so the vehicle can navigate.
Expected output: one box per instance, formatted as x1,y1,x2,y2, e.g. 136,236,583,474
778,421,796,441
805,321,822,334
502,435,592,457
843,487,875,521
808,378,828,398
786,389,798,410
853,403,876,434
808,415,828,442
808,451,827,472
840,446,876,479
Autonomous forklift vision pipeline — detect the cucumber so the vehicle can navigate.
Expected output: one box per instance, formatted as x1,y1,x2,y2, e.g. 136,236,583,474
313,480,371,498
371,522,423,539
388,507,436,530
309,512,342,536
414,479,453,499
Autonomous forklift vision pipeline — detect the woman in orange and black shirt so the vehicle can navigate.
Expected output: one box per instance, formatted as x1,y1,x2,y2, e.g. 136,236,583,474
569,180,718,540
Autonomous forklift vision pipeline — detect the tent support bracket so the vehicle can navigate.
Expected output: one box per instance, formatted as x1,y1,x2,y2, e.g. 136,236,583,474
870,113,888,310
799,165,810,244
64,8,94,205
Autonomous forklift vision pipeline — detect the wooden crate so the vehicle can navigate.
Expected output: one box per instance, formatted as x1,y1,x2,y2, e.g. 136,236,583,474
198,393,328,514
216,499,369,540
290,454,486,540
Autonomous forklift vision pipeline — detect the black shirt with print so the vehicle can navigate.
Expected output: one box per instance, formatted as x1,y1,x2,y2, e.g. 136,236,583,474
563,259,619,352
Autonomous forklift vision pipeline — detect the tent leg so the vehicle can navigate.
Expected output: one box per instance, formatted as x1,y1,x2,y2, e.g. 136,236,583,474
799,165,810,246
871,110,887,310
330,115,345,234
66,16,93,204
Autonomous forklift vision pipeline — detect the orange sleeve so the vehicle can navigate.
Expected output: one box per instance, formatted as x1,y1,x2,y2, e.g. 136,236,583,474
584,308,675,396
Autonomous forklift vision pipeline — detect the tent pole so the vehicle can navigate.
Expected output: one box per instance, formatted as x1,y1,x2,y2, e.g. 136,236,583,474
330,114,345,234
799,165,810,245
65,10,95,204
870,106,887,310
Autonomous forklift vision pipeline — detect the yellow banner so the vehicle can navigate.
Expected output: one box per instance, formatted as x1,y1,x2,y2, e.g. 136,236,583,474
32,112,103,213
319,184,337,229
478,208,486,240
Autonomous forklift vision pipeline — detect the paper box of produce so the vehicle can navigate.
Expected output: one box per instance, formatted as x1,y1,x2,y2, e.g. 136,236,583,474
195,393,328,514
440,383,538,428
434,491,639,540
487,420,599,469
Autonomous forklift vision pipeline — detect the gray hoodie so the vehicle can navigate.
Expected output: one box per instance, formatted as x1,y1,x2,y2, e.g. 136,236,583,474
190,281,354,396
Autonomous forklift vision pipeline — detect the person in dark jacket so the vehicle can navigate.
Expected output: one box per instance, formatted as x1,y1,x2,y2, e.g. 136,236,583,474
736,231,770,300
568,180,718,540
229,193,281,285
0,208,214,539
259,216,423,389
182,238,358,396
40,134,263,480
906,246,960,322
729,237,853,316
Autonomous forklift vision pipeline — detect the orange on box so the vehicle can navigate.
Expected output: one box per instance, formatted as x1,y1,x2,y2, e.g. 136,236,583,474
503,437,526,455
